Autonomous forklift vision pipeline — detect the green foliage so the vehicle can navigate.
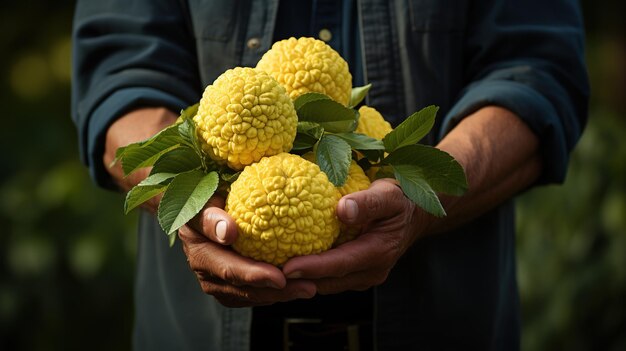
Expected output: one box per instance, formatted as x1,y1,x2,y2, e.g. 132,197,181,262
392,165,445,216
292,121,324,150
382,105,438,152
333,132,384,150
114,123,184,175
315,134,352,187
349,84,372,108
294,93,359,132
383,145,468,196
292,98,466,214
157,170,218,236
124,183,168,214
383,144,467,216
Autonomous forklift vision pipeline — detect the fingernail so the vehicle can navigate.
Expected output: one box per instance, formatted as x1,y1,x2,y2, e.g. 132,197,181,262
344,199,358,222
286,271,302,279
215,221,227,242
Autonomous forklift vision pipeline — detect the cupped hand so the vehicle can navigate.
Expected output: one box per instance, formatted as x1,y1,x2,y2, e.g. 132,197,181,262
178,195,317,307
282,179,431,295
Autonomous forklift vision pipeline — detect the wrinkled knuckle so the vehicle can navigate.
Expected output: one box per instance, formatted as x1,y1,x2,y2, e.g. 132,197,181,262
242,267,263,285
187,248,209,271
365,193,385,217
219,265,238,283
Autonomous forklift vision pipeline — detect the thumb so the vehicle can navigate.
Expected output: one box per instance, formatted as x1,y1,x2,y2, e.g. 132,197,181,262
187,195,239,245
336,178,406,225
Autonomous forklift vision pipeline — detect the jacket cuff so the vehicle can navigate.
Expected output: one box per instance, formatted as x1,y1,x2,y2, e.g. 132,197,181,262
439,80,568,185
86,88,188,190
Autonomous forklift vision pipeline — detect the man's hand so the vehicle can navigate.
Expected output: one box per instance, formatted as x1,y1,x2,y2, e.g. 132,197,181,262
178,195,317,307
282,106,542,294
104,107,316,307
282,179,430,295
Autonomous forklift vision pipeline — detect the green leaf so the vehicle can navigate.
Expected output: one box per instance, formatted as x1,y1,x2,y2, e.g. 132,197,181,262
333,132,385,151
297,121,325,139
392,165,446,217
349,84,372,108
293,121,324,151
297,99,358,133
176,115,216,171
382,105,439,152
316,134,352,186
114,123,184,176
179,103,199,121
124,184,168,214
292,134,318,151
158,170,219,235
294,92,331,110
177,117,198,147
139,172,177,186
167,231,177,247
220,171,241,183
383,144,468,196
150,146,202,175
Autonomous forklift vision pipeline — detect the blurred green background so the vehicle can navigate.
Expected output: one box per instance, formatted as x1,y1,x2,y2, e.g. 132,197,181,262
0,1,624,350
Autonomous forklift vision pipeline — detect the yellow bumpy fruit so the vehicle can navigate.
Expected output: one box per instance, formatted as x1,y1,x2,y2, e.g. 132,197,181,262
193,67,298,170
256,37,352,105
356,106,393,140
226,153,341,266
337,160,372,196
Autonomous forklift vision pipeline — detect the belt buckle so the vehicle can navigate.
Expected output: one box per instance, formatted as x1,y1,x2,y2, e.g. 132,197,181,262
283,318,361,351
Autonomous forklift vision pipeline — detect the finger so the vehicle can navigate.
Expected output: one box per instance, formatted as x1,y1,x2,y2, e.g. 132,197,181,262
179,225,285,289
313,268,391,295
187,195,238,245
336,178,406,225
282,231,398,280
199,278,317,308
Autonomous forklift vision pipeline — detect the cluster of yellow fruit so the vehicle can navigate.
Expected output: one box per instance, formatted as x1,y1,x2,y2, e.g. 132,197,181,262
192,37,390,265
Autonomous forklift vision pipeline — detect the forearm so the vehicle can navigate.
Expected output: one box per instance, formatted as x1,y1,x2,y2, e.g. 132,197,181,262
103,107,178,202
425,106,542,235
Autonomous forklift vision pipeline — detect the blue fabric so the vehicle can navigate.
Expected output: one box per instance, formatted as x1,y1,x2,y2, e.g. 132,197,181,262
72,0,202,189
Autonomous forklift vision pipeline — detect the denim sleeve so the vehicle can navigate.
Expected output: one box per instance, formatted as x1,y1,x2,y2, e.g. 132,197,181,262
71,0,201,189
439,0,589,185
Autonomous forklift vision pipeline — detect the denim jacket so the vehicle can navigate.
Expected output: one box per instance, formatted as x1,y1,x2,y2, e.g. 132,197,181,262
72,0,588,350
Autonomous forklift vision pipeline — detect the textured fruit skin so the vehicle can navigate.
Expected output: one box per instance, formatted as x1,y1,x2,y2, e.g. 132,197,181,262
337,160,371,196
226,153,341,266
356,106,393,140
256,37,352,105
193,67,298,170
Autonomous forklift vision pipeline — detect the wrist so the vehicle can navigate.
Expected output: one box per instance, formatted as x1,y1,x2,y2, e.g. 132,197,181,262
103,107,178,192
